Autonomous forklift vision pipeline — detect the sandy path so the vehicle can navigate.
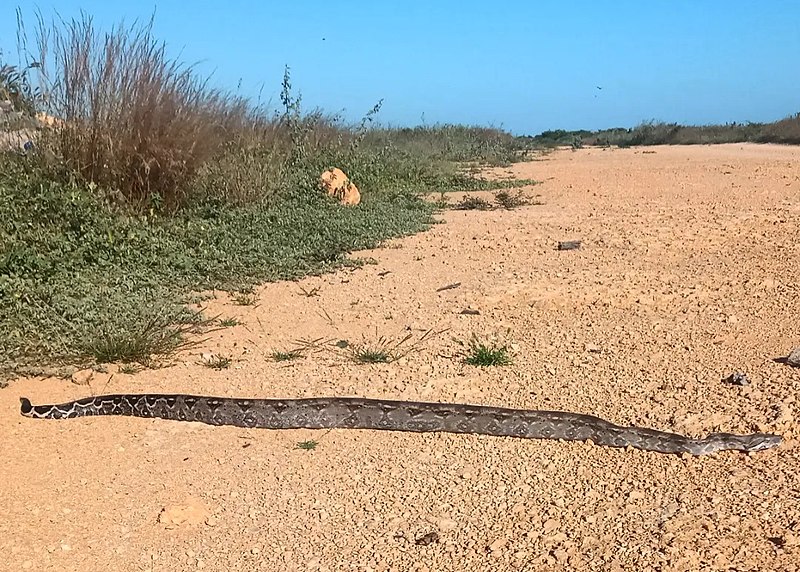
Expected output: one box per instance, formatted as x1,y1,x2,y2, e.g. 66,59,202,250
2,144,799,571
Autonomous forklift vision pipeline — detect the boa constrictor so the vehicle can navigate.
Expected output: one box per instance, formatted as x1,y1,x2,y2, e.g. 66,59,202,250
19,394,781,455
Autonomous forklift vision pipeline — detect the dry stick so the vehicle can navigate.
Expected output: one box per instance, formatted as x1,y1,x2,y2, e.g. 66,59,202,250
436,282,461,292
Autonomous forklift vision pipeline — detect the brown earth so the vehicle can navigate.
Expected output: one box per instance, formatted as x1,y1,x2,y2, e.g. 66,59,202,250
2,143,799,572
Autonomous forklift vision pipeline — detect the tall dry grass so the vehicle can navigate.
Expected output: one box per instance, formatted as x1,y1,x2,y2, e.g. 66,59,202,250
32,14,255,210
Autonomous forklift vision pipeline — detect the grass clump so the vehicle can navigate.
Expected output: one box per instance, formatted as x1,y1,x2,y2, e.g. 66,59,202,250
340,329,437,365
271,349,304,362
453,189,539,211
86,312,203,364
296,440,318,450
231,292,258,306
199,354,231,370
349,344,393,364
119,363,142,375
462,336,513,367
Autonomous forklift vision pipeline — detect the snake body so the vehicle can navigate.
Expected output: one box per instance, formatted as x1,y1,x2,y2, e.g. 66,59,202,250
19,394,781,455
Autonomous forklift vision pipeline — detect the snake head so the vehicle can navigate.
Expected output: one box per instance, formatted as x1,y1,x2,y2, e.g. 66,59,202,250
744,433,782,452
707,432,782,453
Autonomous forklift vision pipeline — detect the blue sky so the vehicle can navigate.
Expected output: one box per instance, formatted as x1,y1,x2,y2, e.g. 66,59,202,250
2,1,798,135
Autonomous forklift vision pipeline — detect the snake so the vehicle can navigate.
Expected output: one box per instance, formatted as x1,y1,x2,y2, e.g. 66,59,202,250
19,394,781,455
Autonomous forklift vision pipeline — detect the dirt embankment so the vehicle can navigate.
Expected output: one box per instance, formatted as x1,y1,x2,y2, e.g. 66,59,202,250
2,144,798,571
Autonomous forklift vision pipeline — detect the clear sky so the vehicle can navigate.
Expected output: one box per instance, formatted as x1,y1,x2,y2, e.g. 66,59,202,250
2,1,799,135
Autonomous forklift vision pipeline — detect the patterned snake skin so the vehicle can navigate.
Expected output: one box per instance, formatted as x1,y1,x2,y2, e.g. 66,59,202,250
19,394,781,455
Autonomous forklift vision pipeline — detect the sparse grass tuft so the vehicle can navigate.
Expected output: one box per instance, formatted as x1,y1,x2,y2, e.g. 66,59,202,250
343,329,438,364
297,285,320,297
219,317,240,327
200,354,231,370
119,363,143,375
232,292,258,306
350,344,393,364
462,336,513,367
271,349,304,362
296,440,318,450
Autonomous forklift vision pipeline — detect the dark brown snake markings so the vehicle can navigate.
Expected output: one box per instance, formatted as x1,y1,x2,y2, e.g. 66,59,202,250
20,394,781,455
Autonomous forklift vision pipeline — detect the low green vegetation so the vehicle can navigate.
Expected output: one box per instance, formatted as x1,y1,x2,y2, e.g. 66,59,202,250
454,194,493,211
452,189,539,211
0,15,530,378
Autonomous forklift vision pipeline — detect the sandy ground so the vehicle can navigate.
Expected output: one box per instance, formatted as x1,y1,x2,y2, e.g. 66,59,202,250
2,143,799,572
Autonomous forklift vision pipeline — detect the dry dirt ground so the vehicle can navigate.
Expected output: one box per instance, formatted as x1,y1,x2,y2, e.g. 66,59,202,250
2,144,799,572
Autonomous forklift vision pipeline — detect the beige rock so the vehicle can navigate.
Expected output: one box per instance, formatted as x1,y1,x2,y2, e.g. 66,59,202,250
71,368,94,386
157,501,210,529
320,168,361,206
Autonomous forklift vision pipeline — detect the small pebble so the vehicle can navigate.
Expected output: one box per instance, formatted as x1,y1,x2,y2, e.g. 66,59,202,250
723,371,749,386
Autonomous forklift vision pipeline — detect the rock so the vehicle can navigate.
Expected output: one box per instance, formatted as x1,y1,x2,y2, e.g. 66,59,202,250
157,501,210,529
487,537,508,552
723,371,749,386
71,368,94,386
543,518,560,533
434,517,458,532
786,347,800,367
414,531,439,546
320,168,361,206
